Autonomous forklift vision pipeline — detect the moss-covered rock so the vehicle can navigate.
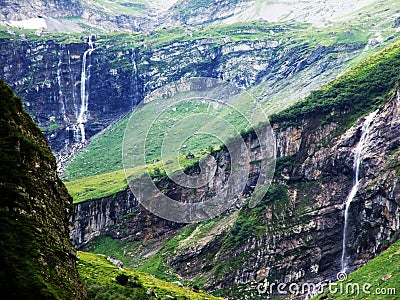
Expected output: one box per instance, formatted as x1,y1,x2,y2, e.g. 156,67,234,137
0,80,86,299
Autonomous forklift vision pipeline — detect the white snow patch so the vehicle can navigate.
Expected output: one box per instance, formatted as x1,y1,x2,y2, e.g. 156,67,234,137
10,18,47,30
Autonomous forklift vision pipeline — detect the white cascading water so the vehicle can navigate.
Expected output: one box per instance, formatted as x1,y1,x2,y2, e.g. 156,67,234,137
76,36,95,143
131,48,139,110
57,55,68,125
340,110,378,273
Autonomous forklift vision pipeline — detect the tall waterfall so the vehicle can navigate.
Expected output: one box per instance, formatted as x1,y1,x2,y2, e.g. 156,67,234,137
76,36,95,143
130,48,140,110
340,110,378,273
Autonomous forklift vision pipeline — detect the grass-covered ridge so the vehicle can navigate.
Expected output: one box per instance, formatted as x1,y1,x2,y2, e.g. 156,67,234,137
66,153,207,203
78,251,224,300
271,39,400,126
313,239,400,300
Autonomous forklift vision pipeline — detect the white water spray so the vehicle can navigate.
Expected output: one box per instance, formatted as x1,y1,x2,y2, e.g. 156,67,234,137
340,110,378,273
76,36,95,142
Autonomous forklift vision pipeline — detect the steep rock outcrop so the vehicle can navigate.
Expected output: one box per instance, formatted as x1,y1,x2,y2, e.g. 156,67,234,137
71,189,138,246
0,80,86,299
0,0,152,32
158,93,399,299
71,147,260,246
0,36,143,163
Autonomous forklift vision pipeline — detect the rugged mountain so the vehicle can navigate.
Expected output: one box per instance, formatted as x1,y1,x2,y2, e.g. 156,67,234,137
0,79,222,300
2,1,400,299
0,24,363,168
1,0,398,171
162,0,252,26
0,80,86,299
69,39,400,299
0,0,151,32
162,0,380,27
1,0,395,32
0,0,397,171
0,0,82,20
219,0,381,26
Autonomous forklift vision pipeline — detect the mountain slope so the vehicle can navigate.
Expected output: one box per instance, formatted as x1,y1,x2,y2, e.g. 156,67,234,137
221,0,378,26
1,0,399,32
0,79,222,300
1,0,398,168
78,251,224,300
71,38,400,299
0,79,87,299
64,33,400,202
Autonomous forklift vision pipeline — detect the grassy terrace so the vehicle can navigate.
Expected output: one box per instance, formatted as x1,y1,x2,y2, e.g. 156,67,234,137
66,153,208,203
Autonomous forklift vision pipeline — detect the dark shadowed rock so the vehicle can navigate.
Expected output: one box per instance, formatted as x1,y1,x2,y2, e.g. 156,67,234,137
0,80,86,299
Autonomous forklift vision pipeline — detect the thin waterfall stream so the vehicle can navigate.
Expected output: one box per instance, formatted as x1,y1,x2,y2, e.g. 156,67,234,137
76,35,95,143
340,110,378,273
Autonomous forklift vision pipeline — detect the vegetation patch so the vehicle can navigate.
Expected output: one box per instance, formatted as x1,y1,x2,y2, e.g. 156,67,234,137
78,251,223,300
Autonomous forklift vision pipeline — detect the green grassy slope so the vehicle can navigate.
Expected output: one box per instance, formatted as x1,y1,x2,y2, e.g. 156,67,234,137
313,239,400,299
271,38,400,127
78,251,224,300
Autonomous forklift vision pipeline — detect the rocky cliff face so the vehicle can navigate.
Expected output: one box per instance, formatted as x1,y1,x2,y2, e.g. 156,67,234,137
71,88,400,298
0,36,142,163
0,0,151,32
71,149,243,246
177,92,400,297
1,0,386,32
71,189,138,246
163,0,252,26
0,31,364,167
0,0,82,20
0,80,86,299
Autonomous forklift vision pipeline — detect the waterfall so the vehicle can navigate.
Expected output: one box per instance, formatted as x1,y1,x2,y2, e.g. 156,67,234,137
57,54,68,124
340,110,378,273
76,36,95,143
130,48,140,110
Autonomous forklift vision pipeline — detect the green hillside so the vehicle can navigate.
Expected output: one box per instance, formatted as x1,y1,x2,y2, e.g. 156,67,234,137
78,251,224,300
